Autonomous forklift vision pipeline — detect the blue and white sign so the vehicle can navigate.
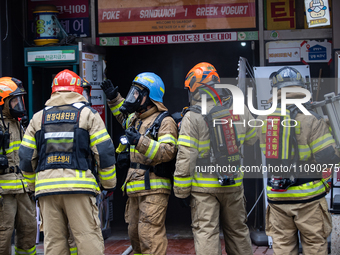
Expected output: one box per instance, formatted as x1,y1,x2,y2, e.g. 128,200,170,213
301,40,332,63
308,45,327,61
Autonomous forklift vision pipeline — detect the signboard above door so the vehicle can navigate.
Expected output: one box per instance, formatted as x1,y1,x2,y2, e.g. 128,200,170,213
98,0,256,34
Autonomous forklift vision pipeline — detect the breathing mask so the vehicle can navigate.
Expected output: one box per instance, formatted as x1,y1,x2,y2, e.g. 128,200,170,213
9,95,27,119
120,85,151,116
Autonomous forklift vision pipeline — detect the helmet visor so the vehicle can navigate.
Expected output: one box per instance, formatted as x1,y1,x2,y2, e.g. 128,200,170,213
125,86,144,104
9,95,26,112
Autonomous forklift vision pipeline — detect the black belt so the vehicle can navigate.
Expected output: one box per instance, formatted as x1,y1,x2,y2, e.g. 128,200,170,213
130,162,154,190
0,166,21,175
130,162,153,171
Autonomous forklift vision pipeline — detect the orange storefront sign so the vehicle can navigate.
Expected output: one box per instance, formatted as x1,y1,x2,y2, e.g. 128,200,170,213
98,0,256,34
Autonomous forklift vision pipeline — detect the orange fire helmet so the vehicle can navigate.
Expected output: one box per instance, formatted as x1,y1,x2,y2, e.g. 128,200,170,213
184,62,220,92
0,77,26,106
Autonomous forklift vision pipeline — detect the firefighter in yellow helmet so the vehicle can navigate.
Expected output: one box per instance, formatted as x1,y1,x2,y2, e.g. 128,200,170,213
19,70,117,255
174,62,257,255
0,77,37,255
101,72,178,255
256,66,340,254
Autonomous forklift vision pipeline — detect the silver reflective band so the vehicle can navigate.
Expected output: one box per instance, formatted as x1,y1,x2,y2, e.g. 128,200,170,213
73,102,85,109
44,132,74,139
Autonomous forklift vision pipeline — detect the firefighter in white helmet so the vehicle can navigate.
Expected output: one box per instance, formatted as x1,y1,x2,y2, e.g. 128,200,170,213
256,66,340,254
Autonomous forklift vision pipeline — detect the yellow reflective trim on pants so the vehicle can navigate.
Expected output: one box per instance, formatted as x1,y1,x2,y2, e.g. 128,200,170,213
35,177,100,192
126,179,171,192
110,99,124,116
99,166,116,180
0,179,26,190
267,180,326,198
15,245,37,255
174,176,192,188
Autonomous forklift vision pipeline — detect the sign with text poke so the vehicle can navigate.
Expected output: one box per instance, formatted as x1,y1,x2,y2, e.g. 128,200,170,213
98,0,256,34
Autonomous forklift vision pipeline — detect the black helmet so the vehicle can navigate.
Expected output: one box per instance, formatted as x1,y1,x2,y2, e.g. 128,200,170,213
272,67,305,90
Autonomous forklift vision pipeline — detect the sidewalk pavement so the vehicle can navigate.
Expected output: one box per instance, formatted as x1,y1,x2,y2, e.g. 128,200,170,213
23,238,277,255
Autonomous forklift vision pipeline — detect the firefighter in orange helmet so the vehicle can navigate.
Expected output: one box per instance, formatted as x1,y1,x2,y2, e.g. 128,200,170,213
174,63,256,255
19,70,116,255
0,77,37,255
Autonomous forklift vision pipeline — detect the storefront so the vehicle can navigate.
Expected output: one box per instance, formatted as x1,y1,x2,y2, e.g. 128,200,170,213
1,0,339,240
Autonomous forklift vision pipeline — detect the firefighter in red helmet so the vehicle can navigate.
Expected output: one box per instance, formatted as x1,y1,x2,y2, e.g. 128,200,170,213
20,69,116,255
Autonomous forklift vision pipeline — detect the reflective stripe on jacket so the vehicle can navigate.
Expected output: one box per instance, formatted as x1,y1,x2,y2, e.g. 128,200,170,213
0,117,28,194
19,92,116,198
174,99,257,198
256,102,340,203
108,93,178,197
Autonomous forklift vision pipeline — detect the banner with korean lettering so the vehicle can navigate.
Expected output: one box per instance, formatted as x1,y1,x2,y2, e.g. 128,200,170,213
28,0,90,37
266,0,296,30
98,31,257,46
98,0,256,34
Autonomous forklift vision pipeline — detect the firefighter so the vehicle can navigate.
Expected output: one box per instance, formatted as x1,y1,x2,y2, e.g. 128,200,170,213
19,70,116,255
101,72,178,255
173,62,257,255
256,66,340,255
0,77,37,255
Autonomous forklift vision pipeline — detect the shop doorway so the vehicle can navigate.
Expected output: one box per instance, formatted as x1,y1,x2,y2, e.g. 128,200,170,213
104,40,262,234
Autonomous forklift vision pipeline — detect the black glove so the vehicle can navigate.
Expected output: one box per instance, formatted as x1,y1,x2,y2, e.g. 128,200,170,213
100,79,119,100
125,127,141,145
179,196,191,208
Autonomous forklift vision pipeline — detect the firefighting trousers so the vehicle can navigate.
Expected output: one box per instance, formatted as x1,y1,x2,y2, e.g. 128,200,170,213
266,197,332,255
39,194,104,255
125,193,169,255
0,193,37,255
190,191,253,255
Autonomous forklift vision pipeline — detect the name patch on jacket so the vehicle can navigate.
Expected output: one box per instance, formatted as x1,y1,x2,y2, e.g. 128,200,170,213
46,154,72,164
265,116,280,159
45,111,78,124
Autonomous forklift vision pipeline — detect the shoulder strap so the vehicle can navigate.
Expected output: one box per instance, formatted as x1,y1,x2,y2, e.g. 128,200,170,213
145,111,170,139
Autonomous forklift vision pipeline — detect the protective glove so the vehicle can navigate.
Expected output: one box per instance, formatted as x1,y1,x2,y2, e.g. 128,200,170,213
100,79,119,100
178,195,191,208
125,127,141,145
